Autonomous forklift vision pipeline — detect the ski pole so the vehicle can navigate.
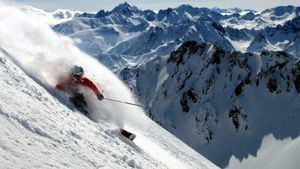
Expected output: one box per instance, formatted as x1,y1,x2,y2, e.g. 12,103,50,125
103,98,143,107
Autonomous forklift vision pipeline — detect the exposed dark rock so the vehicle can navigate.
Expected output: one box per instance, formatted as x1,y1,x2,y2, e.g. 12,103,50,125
211,46,225,64
244,73,251,85
168,44,188,65
185,41,200,54
79,12,95,18
276,51,289,58
96,10,109,18
179,88,198,112
293,75,300,92
206,130,213,143
167,41,205,66
187,88,198,103
234,81,245,96
241,12,256,20
178,71,192,90
195,115,214,144
261,50,269,56
267,78,278,93
216,66,220,74
180,93,189,112
228,106,248,130
212,22,226,34
202,75,215,95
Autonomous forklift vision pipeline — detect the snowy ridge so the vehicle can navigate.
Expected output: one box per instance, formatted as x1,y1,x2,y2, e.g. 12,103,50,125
132,41,300,167
0,3,219,169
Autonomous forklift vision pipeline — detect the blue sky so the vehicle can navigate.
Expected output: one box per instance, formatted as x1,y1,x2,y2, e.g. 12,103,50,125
12,0,300,12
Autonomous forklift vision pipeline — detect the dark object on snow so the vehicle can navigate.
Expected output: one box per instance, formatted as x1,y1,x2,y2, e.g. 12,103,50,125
120,129,136,141
97,93,104,101
70,93,89,115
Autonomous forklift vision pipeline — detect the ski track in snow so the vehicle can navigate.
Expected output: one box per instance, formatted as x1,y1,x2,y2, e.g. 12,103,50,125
0,3,219,169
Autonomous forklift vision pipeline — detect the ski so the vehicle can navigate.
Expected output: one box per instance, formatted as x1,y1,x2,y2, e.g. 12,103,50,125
120,129,136,141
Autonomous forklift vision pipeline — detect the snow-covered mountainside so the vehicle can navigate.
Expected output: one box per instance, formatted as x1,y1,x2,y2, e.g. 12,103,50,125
247,16,300,56
52,3,299,72
227,134,300,169
132,41,300,167
220,5,299,30
0,3,219,169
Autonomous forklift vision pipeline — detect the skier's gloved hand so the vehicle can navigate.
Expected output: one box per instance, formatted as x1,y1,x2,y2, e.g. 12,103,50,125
97,93,104,101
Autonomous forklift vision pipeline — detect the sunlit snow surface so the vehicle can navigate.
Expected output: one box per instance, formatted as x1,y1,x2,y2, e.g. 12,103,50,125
0,2,218,169
227,134,300,169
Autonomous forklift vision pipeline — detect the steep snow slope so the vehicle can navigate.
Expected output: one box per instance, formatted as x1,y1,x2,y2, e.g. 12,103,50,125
0,48,218,169
0,3,219,169
0,49,163,169
133,41,300,167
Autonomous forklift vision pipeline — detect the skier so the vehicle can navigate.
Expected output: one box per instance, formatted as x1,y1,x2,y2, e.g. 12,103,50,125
56,65,104,115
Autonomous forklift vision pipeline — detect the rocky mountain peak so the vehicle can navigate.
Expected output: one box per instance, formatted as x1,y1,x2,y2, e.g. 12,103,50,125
111,2,140,16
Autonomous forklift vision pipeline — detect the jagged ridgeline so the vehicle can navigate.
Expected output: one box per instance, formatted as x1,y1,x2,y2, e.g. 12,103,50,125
134,41,300,167
53,4,300,72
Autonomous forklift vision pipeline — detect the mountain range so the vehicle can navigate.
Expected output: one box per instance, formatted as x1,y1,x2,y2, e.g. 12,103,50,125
52,3,299,72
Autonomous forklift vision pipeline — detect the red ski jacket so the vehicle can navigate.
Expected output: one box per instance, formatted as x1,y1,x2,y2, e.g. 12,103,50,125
56,76,102,95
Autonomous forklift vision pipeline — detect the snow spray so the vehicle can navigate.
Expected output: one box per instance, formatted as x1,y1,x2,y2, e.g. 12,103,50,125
0,2,145,128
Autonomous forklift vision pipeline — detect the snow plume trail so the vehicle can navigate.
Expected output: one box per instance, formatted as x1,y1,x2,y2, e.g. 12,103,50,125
0,2,144,128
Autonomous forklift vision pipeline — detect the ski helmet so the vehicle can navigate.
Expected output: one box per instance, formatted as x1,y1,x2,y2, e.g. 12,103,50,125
71,65,84,77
